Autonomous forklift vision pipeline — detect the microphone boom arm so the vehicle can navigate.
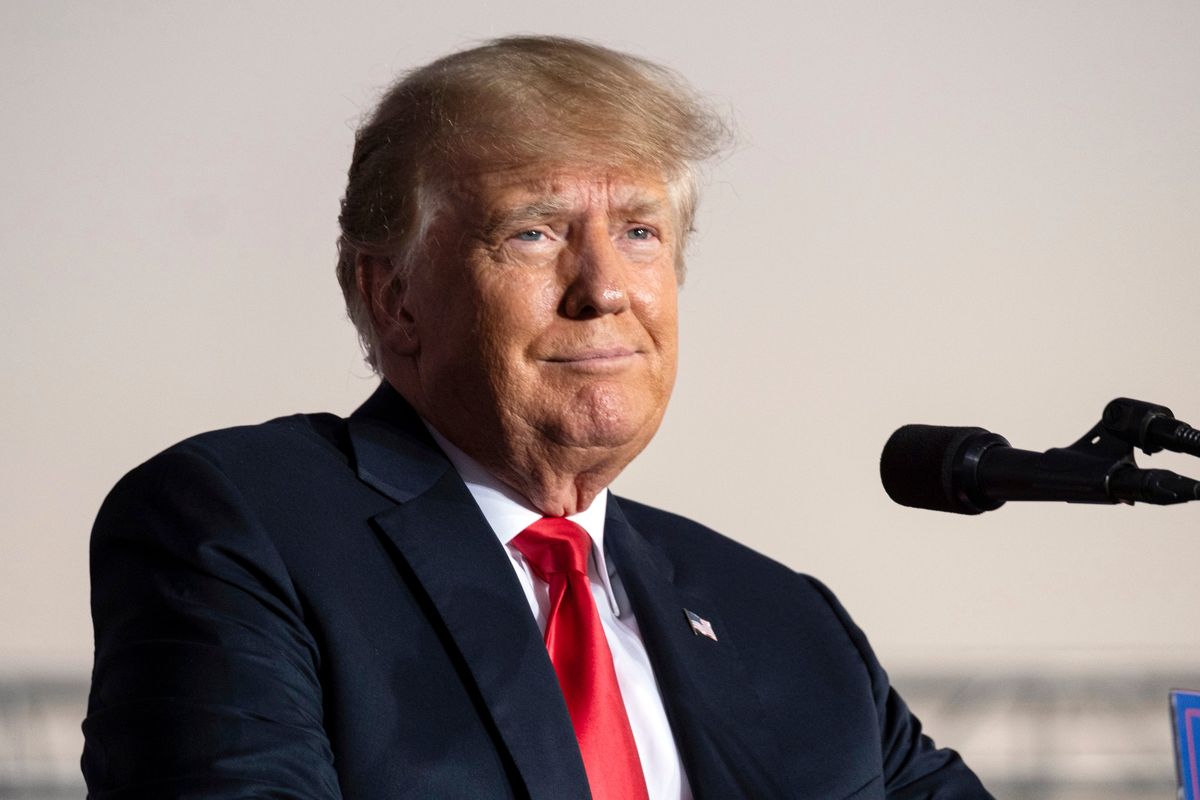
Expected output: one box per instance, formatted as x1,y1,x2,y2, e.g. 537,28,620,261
1099,397,1200,459
967,400,1200,509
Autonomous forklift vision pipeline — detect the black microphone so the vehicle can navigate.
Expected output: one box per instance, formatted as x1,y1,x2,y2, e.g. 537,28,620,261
880,423,1200,515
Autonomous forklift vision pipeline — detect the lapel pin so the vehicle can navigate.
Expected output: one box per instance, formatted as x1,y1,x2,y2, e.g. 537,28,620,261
684,609,718,642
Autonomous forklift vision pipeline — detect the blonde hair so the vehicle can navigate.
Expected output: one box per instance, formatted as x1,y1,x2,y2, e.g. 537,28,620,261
336,35,730,369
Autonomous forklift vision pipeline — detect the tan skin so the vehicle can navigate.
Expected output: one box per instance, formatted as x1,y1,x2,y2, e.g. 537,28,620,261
360,165,681,517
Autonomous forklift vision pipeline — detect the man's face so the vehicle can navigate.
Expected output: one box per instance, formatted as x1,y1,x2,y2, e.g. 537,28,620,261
390,165,680,471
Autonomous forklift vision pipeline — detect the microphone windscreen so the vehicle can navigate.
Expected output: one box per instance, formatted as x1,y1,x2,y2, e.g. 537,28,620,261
880,425,991,514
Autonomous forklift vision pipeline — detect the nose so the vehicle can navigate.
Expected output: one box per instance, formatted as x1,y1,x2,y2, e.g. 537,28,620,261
559,224,630,320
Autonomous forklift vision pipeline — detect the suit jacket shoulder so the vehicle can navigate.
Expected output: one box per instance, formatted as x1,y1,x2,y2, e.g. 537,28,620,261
85,397,586,799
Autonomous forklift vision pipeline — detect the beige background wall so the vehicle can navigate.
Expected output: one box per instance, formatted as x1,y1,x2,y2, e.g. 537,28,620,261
3,1,1198,677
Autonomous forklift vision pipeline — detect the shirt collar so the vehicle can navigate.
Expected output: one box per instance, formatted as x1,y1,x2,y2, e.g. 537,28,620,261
423,422,621,616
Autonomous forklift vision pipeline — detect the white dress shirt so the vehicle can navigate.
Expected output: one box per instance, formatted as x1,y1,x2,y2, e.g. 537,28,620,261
426,426,692,800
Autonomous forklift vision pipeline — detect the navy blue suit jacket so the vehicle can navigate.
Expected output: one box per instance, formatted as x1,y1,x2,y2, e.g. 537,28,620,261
83,384,991,798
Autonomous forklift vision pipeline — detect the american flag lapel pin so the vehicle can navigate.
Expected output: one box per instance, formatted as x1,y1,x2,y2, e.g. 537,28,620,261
684,609,718,642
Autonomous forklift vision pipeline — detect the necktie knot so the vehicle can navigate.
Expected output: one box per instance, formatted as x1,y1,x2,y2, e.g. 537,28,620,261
511,517,591,581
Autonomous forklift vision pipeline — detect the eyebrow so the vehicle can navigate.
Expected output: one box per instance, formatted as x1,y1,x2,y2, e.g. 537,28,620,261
482,198,576,239
481,195,670,241
619,197,669,220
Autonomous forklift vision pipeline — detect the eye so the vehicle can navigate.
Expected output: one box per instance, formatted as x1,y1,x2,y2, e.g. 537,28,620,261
626,227,656,240
514,230,545,242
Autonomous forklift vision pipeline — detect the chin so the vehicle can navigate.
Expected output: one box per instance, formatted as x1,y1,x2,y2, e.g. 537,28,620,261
549,384,666,452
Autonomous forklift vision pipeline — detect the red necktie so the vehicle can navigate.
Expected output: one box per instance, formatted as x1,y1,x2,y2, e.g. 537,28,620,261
512,518,650,800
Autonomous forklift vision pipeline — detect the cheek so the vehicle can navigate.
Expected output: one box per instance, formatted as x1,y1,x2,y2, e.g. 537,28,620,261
635,272,680,344
472,275,558,360
647,278,680,393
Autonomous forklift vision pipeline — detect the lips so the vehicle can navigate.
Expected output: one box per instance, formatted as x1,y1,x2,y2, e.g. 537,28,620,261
545,346,639,362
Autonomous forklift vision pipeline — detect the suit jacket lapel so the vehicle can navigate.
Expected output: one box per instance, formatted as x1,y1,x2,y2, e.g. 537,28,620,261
347,386,591,800
605,499,791,800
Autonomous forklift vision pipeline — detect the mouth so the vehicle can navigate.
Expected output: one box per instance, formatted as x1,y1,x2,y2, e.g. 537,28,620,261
546,346,639,363
543,347,643,371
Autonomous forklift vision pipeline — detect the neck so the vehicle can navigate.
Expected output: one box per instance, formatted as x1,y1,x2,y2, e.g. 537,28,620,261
493,454,618,517
422,414,622,515
452,430,630,517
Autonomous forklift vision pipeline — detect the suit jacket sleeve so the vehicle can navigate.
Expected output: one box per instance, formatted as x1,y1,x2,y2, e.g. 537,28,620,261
804,576,993,800
82,444,343,798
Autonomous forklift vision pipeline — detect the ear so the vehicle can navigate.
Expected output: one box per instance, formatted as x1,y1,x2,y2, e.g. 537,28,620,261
356,253,420,357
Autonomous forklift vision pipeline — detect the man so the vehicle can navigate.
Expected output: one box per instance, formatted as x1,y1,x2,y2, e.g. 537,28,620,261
83,37,991,799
